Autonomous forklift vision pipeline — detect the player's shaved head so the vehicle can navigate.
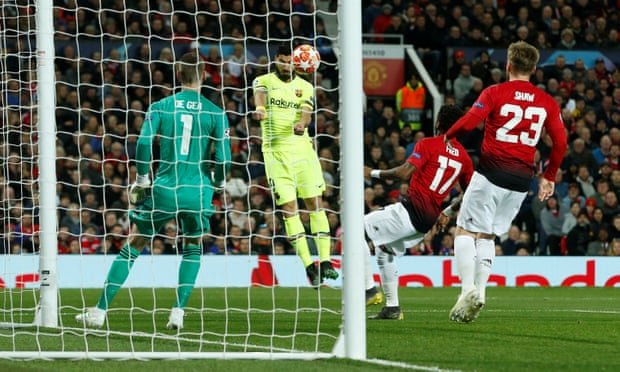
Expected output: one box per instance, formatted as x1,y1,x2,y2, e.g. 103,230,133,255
436,104,465,134
177,51,204,85
507,41,539,75
274,43,293,81
276,43,292,56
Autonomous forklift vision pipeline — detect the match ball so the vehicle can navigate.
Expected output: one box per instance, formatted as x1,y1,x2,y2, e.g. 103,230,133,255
292,44,321,74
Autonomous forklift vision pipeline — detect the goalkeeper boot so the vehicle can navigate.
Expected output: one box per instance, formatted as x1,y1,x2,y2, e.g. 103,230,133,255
449,289,484,323
75,307,106,328
365,286,384,306
320,260,339,280
305,263,322,288
166,307,184,330
369,306,404,320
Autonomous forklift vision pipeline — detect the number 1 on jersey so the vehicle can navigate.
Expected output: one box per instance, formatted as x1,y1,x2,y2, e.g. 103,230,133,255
430,155,462,194
180,114,193,156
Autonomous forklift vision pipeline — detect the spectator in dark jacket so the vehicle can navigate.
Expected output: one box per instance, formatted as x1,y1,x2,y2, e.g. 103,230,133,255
564,138,598,178
602,191,620,223
461,78,484,109
501,225,521,256
541,195,567,255
567,210,592,255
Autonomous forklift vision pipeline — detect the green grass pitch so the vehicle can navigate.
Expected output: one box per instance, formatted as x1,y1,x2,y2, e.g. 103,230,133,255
1,287,618,371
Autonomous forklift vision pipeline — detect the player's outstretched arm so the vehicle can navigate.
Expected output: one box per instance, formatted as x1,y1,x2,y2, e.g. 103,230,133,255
540,100,567,201
541,110,568,187
444,111,483,140
364,162,416,181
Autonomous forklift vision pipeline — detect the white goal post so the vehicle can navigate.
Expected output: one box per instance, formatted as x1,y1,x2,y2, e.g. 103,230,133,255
36,0,60,330
0,0,366,361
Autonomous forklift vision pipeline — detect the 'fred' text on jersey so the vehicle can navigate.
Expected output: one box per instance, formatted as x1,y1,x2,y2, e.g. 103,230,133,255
446,143,460,156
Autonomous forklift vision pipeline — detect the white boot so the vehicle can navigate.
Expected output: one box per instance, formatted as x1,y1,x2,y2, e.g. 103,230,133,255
166,307,185,330
75,307,106,328
449,289,484,323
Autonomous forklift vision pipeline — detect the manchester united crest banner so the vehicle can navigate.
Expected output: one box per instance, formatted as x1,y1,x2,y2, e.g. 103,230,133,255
363,44,404,96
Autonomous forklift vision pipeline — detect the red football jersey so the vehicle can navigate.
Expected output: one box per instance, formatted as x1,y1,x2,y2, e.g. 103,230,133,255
446,80,567,190
406,135,474,232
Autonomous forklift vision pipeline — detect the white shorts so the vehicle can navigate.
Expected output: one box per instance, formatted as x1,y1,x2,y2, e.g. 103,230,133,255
364,202,424,256
457,171,527,236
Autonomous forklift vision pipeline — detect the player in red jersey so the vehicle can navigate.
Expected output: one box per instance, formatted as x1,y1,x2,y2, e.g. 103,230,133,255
363,105,474,320
444,41,568,323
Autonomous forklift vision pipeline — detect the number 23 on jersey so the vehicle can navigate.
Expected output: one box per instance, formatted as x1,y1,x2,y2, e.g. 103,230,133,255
496,103,547,147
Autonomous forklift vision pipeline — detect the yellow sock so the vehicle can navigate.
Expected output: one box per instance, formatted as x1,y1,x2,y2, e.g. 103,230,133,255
310,210,331,262
284,214,312,267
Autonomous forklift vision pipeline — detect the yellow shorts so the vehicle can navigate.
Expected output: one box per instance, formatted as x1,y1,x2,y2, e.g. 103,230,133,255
263,149,325,205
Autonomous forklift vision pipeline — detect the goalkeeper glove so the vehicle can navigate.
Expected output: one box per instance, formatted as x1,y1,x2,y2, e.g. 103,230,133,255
214,179,226,190
129,174,151,205
210,171,226,192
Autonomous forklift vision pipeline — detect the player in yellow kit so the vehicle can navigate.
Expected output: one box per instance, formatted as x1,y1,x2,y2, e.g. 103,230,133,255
252,44,337,286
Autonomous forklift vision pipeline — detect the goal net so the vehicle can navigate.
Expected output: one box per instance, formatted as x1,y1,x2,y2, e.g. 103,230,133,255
0,0,366,360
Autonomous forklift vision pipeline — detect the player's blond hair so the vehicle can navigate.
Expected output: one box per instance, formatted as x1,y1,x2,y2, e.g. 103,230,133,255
177,51,204,85
507,41,539,75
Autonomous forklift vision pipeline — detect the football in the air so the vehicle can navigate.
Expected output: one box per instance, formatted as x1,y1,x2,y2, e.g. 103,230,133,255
292,44,321,74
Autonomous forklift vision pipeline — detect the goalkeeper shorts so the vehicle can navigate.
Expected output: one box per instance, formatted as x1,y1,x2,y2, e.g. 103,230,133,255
129,200,211,238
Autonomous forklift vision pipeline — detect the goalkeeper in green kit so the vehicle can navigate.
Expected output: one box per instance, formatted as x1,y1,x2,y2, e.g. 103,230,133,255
252,44,338,286
76,52,231,329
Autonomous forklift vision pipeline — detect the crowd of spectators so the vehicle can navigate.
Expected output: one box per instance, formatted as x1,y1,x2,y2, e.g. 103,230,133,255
1,0,619,257
363,0,620,256
1,0,340,257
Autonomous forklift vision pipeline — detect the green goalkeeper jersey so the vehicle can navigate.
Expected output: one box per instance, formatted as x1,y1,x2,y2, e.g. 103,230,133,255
252,72,314,152
135,89,231,212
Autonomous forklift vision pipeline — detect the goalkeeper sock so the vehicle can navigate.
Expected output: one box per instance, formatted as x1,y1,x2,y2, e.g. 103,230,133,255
363,240,376,291
309,210,331,262
475,238,495,304
96,243,141,310
376,248,398,307
454,235,477,296
175,244,202,309
284,214,313,267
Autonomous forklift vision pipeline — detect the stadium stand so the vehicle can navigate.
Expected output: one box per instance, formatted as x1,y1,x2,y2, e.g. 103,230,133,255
362,0,620,256
2,0,619,257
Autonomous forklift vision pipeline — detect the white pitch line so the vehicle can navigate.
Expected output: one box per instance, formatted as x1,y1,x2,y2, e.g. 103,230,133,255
366,358,461,372
401,297,620,301
571,309,620,314
398,308,620,314
482,309,620,314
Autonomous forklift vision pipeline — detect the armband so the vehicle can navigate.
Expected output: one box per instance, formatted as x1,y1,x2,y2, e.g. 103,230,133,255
255,105,266,112
370,169,381,179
